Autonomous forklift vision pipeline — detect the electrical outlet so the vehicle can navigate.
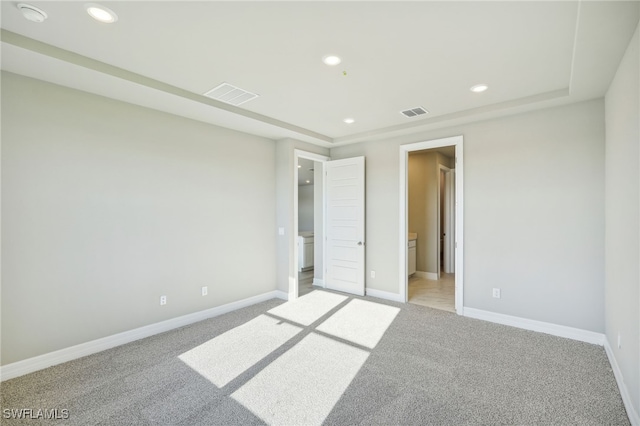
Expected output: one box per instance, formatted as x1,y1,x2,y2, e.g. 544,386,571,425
618,332,622,349
160,295,167,306
492,288,501,299
278,227,285,236
202,286,208,296
371,271,376,278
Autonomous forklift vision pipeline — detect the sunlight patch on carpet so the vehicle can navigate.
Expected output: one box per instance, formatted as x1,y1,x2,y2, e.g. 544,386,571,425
178,315,301,387
231,332,369,425
316,299,400,349
267,290,347,326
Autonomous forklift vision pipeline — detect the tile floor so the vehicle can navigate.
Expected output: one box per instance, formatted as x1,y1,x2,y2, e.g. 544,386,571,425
408,272,455,312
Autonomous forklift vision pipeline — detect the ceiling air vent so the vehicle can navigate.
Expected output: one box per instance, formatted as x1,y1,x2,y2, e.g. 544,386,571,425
400,106,429,118
204,82,259,106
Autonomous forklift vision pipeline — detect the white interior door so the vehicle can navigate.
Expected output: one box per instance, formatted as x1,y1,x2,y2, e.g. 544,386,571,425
443,169,455,273
325,156,365,296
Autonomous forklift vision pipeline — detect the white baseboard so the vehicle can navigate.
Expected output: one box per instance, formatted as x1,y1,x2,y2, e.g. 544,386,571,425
0,290,284,382
366,288,404,303
312,278,325,287
604,338,639,426
414,271,438,280
463,307,605,346
275,290,288,300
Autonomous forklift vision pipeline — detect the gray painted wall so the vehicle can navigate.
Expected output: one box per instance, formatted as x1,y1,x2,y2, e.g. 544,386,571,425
605,23,639,417
1,72,277,365
331,99,605,332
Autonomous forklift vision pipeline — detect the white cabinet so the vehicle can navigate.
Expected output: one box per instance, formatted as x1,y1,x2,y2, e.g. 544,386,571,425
408,239,417,276
298,235,314,271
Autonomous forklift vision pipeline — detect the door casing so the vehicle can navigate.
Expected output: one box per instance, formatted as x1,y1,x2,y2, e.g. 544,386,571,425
399,136,464,314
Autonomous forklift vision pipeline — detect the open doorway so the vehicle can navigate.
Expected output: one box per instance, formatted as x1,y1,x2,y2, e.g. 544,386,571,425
296,157,321,296
405,148,455,311
293,150,330,299
399,136,464,314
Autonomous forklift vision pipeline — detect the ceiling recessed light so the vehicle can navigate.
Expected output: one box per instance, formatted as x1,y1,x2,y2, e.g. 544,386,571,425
85,3,118,23
343,118,355,124
297,165,302,168
17,3,48,23
322,55,341,66
470,84,488,93
306,180,311,184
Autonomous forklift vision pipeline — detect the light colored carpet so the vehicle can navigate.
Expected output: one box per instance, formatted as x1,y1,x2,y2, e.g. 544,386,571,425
0,290,630,425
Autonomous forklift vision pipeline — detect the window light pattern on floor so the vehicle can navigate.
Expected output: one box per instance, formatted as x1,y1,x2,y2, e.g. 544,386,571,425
178,314,301,388
179,290,400,425
267,290,347,326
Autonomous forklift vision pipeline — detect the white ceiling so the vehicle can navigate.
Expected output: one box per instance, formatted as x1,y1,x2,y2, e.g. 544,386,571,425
1,1,638,147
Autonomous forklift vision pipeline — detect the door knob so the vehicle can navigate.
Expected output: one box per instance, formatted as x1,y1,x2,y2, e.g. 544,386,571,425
357,241,364,246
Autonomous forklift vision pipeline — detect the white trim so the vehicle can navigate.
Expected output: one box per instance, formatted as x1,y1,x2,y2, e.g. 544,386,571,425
463,307,605,346
437,163,451,278
443,168,455,274
366,288,404,303
454,141,464,314
293,149,330,301
0,290,285,382
312,278,325,287
604,338,640,426
399,135,464,315
414,271,438,280
293,149,330,163
275,290,289,300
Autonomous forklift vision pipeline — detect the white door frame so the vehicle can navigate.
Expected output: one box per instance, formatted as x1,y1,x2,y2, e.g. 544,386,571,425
437,164,452,278
399,136,464,314
293,149,330,299
443,168,455,274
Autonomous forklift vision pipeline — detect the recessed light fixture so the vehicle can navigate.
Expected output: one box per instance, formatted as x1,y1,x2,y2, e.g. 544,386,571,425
306,180,311,184
322,55,341,66
85,3,118,23
470,84,488,93
298,165,302,168
343,118,355,124
17,3,48,22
